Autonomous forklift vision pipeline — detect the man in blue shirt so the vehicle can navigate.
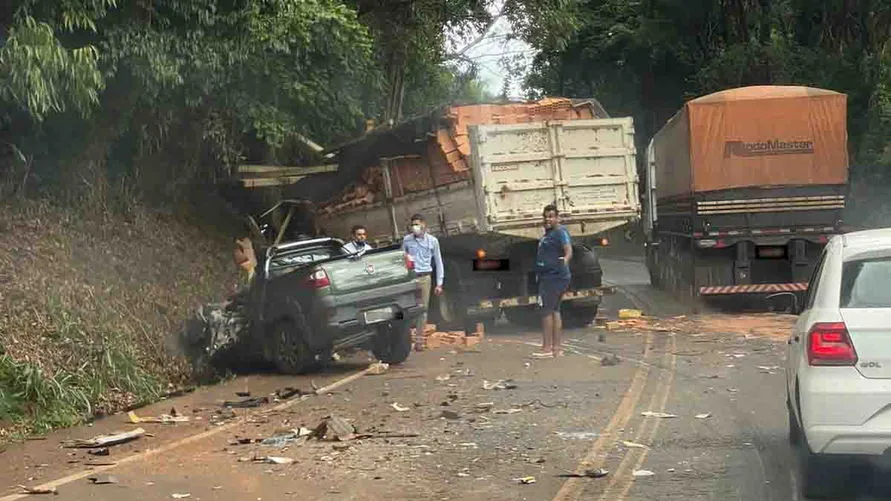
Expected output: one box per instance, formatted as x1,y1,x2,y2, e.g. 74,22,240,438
534,204,573,358
402,213,444,351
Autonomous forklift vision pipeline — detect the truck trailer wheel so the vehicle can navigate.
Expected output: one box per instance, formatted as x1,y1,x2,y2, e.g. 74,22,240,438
372,320,412,364
504,306,541,328
562,304,599,328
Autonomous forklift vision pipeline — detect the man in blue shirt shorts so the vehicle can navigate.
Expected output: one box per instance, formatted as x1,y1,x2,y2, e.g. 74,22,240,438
402,213,444,351
533,204,573,358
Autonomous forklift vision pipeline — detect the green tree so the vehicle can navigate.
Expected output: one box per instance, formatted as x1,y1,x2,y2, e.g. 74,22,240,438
524,0,891,165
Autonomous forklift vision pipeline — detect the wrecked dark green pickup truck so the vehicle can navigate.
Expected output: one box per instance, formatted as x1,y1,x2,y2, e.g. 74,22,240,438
244,237,424,373
181,200,424,376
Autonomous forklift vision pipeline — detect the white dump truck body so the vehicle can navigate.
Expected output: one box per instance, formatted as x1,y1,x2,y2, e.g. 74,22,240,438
317,117,640,244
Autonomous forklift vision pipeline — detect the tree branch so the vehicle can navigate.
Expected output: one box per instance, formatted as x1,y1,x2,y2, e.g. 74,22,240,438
445,10,505,60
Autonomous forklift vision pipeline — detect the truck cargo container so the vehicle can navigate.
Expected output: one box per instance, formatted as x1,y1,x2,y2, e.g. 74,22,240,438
290,99,640,330
644,86,849,301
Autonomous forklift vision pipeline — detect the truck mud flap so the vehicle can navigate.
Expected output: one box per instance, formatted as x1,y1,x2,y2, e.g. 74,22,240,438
699,282,808,295
472,287,615,313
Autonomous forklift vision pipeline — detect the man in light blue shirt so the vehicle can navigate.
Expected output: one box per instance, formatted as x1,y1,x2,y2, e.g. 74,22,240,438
402,213,444,351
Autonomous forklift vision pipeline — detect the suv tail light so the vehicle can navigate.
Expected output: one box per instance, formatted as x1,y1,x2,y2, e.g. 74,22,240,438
303,268,331,289
404,253,415,271
808,322,858,366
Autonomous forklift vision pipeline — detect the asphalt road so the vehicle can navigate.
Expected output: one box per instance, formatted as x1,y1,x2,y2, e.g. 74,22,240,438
1,258,889,500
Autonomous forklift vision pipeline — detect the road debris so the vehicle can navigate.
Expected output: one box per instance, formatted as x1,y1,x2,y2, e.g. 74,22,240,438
17,485,57,495
312,417,357,441
127,411,189,424
641,411,678,419
332,443,351,451
235,391,251,397
516,476,537,485
171,494,191,499
275,387,305,400
87,475,119,485
441,410,461,420
622,441,648,449
556,431,599,440
619,309,643,319
391,402,410,412
695,413,712,419
482,379,517,390
557,468,609,479
633,470,655,478
474,402,495,412
601,354,621,366
87,448,110,456
62,428,146,448
222,396,268,408
368,362,390,375
261,428,312,447
258,456,295,465
493,408,522,415
435,374,451,382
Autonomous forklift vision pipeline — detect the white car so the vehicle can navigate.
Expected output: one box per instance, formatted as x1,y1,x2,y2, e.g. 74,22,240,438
786,228,891,498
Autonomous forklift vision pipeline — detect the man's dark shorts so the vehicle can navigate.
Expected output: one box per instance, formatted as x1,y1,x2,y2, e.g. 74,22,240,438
539,276,570,314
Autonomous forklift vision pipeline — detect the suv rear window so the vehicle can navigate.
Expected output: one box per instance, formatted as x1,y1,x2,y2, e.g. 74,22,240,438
840,257,891,308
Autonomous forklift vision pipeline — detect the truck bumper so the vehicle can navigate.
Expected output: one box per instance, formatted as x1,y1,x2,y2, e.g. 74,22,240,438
699,282,808,295
470,286,613,314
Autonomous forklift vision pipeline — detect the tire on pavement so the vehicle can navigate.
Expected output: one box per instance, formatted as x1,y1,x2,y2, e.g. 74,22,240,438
270,316,320,375
787,399,801,446
373,319,412,364
562,304,599,328
798,442,851,499
504,305,541,328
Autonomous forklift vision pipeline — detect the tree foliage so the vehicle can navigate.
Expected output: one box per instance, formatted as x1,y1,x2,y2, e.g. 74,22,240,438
525,0,891,165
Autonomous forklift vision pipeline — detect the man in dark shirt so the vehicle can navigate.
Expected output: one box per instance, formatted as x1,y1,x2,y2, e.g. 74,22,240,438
534,204,573,358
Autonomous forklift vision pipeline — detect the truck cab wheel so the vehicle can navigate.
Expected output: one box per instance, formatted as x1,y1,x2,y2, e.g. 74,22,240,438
562,305,599,328
373,320,412,364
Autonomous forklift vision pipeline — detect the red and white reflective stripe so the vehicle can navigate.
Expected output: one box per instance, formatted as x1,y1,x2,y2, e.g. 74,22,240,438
699,282,808,295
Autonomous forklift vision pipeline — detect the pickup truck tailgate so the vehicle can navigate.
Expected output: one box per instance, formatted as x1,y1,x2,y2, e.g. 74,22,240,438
323,251,411,294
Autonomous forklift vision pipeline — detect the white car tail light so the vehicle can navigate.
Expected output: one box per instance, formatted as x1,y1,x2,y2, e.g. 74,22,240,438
808,322,858,366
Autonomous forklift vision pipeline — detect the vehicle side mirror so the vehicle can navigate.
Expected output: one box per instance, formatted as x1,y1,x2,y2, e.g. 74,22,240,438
766,292,801,315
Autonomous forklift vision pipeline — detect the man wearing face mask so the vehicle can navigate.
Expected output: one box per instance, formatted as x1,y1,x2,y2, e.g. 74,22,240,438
343,225,373,257
402,213,444,351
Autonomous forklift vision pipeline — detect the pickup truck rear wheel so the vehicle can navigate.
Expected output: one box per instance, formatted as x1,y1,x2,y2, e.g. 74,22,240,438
270,319,319,374
373,320,412,365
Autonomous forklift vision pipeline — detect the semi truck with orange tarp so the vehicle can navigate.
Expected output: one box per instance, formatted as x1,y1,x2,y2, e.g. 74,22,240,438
644,86,849,300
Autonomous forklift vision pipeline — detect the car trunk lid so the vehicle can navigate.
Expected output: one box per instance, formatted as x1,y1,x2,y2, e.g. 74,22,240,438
840,309,891,378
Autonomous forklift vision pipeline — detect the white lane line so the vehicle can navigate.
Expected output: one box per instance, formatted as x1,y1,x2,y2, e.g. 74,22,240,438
0,366,376,501
790,470,799,501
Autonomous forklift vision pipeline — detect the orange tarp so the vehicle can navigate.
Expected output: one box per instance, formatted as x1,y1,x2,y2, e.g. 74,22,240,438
655,86,848,198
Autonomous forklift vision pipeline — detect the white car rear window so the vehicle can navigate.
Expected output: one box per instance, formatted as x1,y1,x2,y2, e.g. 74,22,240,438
841,257,891,308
